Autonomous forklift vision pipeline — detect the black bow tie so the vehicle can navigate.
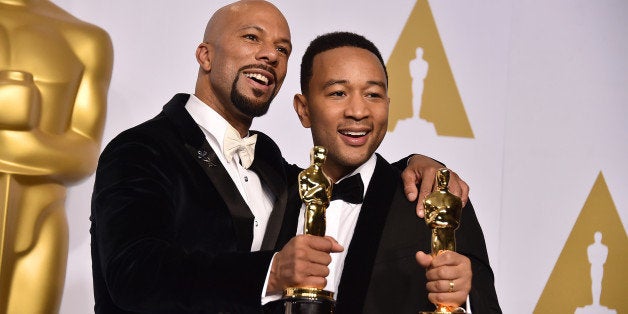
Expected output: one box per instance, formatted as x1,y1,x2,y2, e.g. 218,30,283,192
331,173,364,204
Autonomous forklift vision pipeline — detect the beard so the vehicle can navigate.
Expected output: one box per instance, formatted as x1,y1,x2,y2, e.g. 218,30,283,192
230,67,278,118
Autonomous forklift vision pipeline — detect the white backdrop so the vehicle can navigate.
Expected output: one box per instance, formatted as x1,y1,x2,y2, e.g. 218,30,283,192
49,0,627,313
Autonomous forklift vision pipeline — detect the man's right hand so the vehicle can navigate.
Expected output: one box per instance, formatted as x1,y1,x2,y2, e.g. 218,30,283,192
266,235,343,295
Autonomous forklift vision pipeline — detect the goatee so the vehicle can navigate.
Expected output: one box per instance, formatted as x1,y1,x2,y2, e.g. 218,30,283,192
230,66,278,117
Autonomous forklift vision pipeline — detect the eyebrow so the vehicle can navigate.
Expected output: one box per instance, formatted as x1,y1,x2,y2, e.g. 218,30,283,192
367,80,387,89
323,79,348,89
322,79,386,89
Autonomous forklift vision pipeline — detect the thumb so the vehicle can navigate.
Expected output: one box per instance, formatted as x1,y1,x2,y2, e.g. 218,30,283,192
415,251,433,269
324,236,344,253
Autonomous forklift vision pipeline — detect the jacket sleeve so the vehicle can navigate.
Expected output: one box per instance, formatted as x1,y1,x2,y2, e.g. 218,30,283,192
456,200,502,313
391,154,446,172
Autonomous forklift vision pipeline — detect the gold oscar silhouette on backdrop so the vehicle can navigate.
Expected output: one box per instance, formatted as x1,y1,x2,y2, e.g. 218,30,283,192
283,146,335,313
0,0,113,312
421,168,465,314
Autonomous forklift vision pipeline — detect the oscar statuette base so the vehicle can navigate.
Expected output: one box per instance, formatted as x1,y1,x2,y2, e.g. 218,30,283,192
283,287,335,314
419,306,466,314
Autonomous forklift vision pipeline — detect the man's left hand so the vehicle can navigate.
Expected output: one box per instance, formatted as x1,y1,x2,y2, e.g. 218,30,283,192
401,154,469,218
416,250,472,308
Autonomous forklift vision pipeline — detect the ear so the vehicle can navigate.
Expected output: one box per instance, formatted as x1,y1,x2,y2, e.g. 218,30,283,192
293,93,311,128
196,42,212,71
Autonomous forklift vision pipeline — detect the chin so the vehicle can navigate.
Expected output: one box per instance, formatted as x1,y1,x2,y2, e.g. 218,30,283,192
338,153,371,169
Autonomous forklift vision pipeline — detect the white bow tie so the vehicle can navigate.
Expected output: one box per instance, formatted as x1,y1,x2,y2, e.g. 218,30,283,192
223,124,257,169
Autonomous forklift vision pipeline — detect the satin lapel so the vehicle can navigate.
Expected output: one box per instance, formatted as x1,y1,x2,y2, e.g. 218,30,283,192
249,135,288,251
162,95,256,252
336,155,398,312
184,142,254,251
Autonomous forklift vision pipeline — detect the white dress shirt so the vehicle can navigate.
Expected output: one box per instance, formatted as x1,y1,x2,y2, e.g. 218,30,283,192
185,94,274,252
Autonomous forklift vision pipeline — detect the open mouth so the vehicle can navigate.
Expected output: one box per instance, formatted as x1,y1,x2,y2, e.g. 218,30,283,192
244,72,272,86
338,129,370,146
339,130,368,138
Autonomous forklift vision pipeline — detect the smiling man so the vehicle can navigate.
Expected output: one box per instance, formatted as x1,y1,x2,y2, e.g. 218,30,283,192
90,1,471,313
268,32,501,313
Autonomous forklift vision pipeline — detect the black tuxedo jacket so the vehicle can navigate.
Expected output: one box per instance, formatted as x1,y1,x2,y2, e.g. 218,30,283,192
91,94,300,313
274,155,501,313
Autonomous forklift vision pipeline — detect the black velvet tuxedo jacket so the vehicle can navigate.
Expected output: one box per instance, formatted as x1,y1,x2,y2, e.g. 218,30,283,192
91,94,301,313
274,155,502,314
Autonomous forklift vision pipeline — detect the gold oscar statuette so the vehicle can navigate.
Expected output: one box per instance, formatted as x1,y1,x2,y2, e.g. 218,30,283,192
0,1,113,313
420,169,465,314
282,146,335,313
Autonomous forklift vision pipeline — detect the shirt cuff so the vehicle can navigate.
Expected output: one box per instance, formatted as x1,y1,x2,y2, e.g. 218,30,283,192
261,252,282,305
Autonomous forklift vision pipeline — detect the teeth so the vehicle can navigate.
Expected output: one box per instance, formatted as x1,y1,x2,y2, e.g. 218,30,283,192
245,73,269,85
341,131,367,136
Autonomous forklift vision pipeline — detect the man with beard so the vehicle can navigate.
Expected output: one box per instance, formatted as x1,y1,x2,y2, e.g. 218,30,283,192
90,1,469,313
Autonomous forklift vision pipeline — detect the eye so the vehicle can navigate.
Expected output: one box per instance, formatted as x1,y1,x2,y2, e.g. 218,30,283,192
276,46,290,55
243,34,258,41
328,90,346,97
366,92,384,99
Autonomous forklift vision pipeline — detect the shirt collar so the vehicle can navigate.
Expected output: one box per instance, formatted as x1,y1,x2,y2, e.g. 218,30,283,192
185,94,254,153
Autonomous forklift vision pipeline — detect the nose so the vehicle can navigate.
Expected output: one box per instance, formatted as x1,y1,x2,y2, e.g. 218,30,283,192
345,94,370,120
255,42,279,67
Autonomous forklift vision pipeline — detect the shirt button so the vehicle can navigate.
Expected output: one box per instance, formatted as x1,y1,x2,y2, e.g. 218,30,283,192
254,219,259,227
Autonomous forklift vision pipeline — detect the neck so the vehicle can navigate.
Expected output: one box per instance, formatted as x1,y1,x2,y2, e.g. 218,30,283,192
193,93,252,138
323,163,357,183
224,115,252,138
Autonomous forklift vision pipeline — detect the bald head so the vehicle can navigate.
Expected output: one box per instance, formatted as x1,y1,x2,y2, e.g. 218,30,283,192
203,1,289,44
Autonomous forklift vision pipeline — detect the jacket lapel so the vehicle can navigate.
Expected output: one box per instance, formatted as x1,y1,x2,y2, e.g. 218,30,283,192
248,132,288,251
186,142,254,252
336,155,399,312
163,94,254,251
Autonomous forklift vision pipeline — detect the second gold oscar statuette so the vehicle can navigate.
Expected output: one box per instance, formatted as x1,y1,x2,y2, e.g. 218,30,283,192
419,169,466,314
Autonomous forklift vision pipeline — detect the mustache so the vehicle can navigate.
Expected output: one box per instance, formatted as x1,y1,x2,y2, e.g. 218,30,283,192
338,120,372,128
239,64,277,81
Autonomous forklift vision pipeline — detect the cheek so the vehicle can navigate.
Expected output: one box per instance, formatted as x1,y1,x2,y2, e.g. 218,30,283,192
375,108,389,128
312,125,334,147
276,60,288,83
373,109,389,143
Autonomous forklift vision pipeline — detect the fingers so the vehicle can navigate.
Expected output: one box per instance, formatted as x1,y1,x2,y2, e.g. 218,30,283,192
293,235,341,264
426,251,471,276
416,167,436,218
427,284,469,308
268,235,341,293
401,167,420,202
447,170,470,207
422,251,472,307
417,168,469,218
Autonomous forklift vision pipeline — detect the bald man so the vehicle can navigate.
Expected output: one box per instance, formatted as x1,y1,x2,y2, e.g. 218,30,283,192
90,1,468,313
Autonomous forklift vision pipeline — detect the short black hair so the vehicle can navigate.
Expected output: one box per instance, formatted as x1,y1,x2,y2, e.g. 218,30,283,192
300,31,388,95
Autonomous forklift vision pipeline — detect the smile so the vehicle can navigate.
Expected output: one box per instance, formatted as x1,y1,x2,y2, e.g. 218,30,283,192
340,130,368,137
244,72,271,86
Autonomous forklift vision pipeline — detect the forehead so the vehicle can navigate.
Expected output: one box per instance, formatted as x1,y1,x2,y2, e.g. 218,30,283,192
311,46,386,84
224,2,291,39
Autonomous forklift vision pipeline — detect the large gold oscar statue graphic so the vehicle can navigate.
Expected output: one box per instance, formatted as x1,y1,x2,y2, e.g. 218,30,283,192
420,168,465,314
283,146,335,313
0,1,113,312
